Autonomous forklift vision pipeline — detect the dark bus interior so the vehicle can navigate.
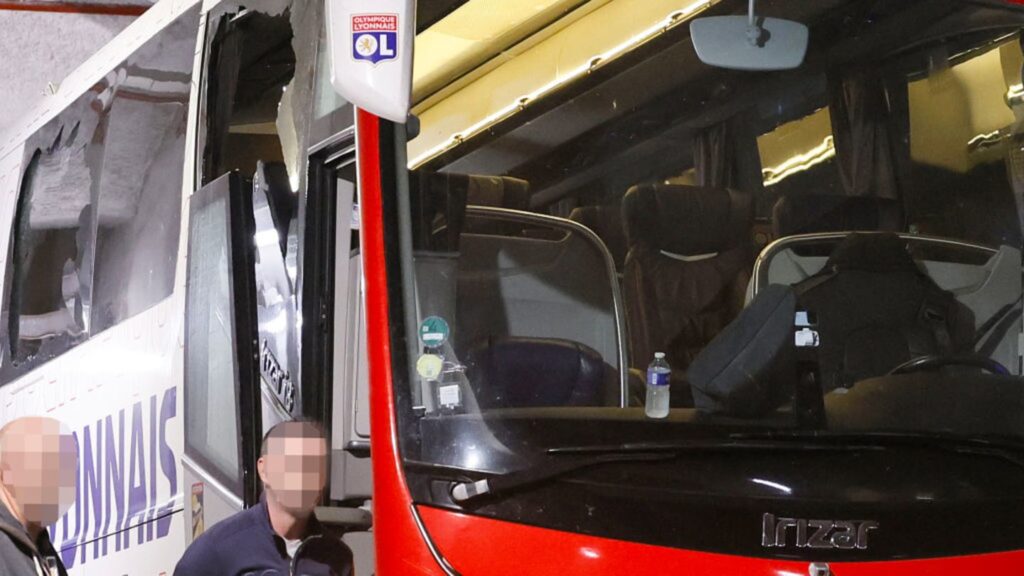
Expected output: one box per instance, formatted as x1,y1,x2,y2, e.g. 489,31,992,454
403,0,1024,438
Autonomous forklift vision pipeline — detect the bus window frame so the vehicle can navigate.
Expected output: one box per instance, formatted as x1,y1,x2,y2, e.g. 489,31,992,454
182,172,263,507
0,5,201,386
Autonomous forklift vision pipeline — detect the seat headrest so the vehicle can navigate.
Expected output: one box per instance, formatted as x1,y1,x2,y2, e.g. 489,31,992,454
772,194,902,238
569,205,617,226
466,337,605,408
569,205,628,266
623,184,752,256
825,232,919,274
417,173,531,250
464,175,530,210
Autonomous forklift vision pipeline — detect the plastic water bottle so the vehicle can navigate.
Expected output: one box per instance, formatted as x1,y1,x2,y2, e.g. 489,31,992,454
645,352,671,418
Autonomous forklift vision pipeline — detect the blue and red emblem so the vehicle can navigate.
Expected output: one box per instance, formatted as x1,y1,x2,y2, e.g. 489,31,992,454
352,14,399,65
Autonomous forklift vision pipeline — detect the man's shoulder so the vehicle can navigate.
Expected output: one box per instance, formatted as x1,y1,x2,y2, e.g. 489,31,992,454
210,505,265,535
0,522,37,576
176,507,265,568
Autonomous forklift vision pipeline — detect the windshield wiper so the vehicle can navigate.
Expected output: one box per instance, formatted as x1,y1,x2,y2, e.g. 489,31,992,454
731,430,1024,471
450,437,881,504
450,432,1024,505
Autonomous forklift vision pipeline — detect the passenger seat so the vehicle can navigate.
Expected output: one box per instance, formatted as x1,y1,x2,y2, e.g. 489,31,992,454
622,184,753,375
465,336,610,408
569,205,629,270
772,194,902,238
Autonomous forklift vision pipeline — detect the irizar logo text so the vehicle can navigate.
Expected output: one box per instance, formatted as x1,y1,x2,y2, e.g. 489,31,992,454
762,513,878,550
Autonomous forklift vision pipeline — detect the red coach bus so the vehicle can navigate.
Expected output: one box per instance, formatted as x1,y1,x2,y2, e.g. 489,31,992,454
7,0,1024,573
349,0,1024,574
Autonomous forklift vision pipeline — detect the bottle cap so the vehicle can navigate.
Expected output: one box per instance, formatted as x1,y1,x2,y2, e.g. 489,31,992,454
654,352,665,359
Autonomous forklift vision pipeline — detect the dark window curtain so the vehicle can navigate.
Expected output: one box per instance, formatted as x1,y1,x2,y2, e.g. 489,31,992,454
693,117,763,217
693,121,734,189
827,68,910,203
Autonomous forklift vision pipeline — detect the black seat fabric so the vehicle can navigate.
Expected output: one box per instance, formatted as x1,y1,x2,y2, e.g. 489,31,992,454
569,205,628,269
794,233,975,390
772,194,902,238
622,184,753,373
414,173,530,249
466,337,607,409
464,175,530,210
689,284,797,416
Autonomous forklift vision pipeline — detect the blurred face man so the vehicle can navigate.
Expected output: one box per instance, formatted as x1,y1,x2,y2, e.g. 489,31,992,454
174,421,351,576
0,417,78,539
256,421,328,538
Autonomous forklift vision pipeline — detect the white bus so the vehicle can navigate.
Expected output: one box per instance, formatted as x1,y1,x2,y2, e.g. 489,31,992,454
0,0,382,573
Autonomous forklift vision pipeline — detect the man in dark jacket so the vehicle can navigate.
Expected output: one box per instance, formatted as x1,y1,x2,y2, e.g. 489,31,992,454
174,421,353,576
0,416,78,576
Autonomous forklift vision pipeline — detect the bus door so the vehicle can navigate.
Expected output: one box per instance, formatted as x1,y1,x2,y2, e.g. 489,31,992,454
307,125,376,572
180,162,314,543
181,172,263,542
179,4,375,566
181,3,311,540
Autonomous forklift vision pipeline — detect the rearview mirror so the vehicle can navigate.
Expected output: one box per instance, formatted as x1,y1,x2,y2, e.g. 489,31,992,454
325,0,416,123
690,10,808,71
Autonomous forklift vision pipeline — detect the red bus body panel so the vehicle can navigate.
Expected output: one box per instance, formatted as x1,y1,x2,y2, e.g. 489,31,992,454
357,109,1024,575
358,111,442,574
418,506,1024,576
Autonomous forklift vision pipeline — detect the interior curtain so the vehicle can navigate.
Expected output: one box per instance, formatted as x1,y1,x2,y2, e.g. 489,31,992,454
693,121,734,189
827,68,910,201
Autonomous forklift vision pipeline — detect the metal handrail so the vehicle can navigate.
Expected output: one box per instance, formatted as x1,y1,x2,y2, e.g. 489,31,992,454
752,231,999,296
464,206,630,408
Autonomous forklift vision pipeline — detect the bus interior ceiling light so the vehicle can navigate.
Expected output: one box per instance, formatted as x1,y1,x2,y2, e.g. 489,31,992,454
409,0,712,168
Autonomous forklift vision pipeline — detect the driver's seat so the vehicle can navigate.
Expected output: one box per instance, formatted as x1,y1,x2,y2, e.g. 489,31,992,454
794,233,974,390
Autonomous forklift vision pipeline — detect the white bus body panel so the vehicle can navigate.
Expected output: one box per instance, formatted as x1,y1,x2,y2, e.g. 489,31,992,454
0,0,374,574
0,1,205,574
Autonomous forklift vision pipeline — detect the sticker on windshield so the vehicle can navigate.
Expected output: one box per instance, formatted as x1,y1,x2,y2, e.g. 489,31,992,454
795,327,820,348
416,353,444,380
419,316,450,348
438,384,462,408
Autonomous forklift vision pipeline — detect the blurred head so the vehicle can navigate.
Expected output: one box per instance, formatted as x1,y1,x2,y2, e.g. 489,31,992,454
0,417,78,526
257,421,327,516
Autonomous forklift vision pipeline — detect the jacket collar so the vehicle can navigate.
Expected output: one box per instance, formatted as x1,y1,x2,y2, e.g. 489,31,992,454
256,493,324,543
0,497,43,558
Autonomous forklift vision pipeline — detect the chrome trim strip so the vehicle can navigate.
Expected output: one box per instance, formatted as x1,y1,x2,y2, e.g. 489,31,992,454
309,126,356,156
325,143,357,166
260,379,292,422
752,232,1000,297
181,454,244,510
465,206,630,408
410,504,462,576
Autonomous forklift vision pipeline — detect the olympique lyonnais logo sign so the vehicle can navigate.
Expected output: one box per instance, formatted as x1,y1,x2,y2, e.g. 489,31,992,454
352,14,398,65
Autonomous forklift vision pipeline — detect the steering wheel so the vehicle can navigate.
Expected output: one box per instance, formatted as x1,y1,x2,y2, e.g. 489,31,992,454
888,355,1010,376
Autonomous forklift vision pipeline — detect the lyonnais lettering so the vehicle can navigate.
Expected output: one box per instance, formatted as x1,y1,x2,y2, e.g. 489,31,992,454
352,14,397,32
762,513,878,550
50,387,178,568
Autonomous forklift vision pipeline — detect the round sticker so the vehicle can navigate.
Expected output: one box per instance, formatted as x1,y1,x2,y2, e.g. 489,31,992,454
418,316,450,348
416,354,444,380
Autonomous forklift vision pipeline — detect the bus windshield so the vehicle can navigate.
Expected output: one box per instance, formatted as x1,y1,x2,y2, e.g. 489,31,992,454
394,0,1024,478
